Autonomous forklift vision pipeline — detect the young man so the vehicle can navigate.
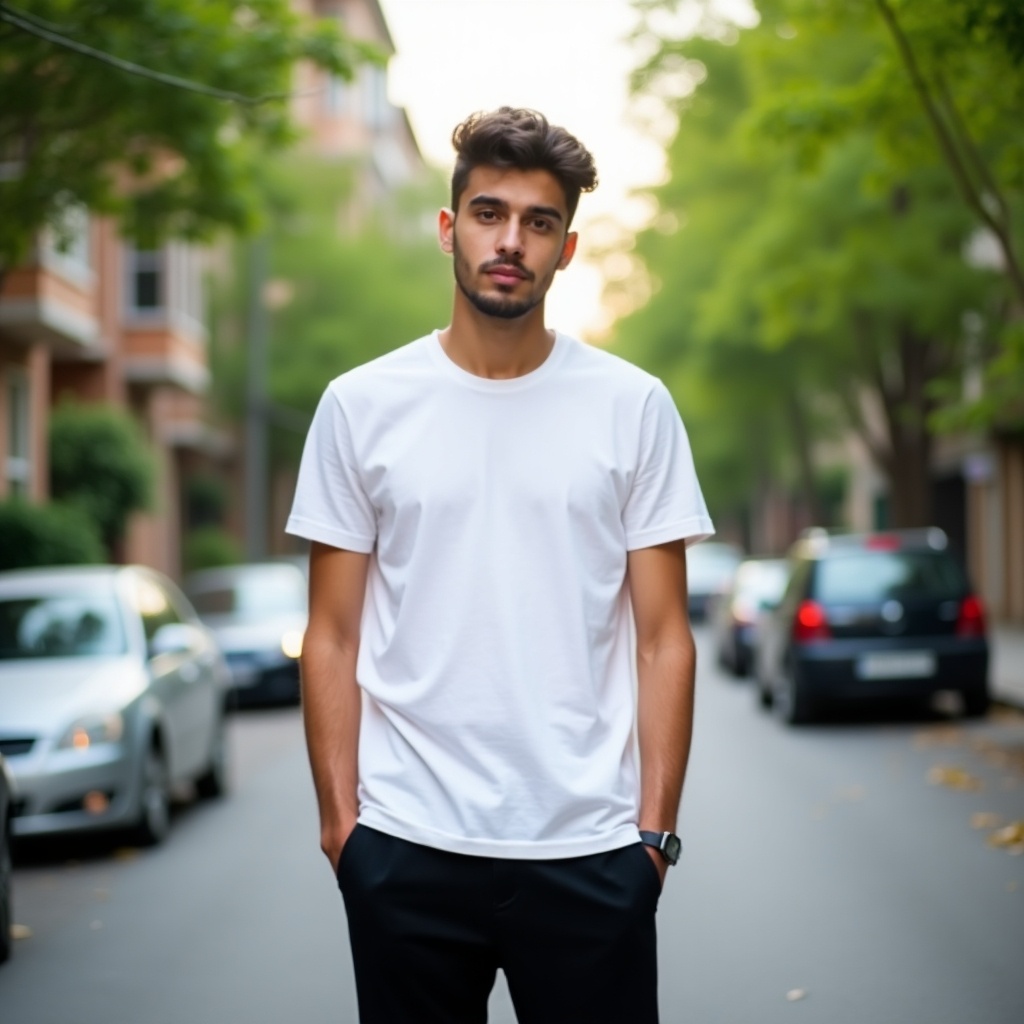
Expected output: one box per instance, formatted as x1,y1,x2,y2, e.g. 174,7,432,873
287,107,713,1023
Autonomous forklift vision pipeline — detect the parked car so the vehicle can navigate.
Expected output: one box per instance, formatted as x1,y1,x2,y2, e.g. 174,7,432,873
0,565,230,845
712,557,789,677
184,562,307,708
1,753,13,964
687,542,743,622
755,529,989,724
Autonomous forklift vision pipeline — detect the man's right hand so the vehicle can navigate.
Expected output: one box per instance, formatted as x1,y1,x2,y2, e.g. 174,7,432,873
323,818,358,874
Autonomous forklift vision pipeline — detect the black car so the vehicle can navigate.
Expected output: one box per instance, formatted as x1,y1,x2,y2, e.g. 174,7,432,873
755,529,989,724
1,753,14,964
184,562,307,708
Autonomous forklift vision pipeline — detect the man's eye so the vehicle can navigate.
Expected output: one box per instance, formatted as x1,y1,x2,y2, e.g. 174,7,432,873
478,210,497,221
531,219,552,231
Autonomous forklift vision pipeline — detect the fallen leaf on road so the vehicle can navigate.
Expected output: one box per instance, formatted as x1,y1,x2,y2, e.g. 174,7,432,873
10,924,32,940
928,765,983,791
1008,882,1020,892
113,848,139,861
786,989,808,1002
987,822,1024,849
93,888,111,902
971,812,1003,829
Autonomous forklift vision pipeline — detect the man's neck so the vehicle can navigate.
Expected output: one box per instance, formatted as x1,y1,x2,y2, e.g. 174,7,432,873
440,300,554,380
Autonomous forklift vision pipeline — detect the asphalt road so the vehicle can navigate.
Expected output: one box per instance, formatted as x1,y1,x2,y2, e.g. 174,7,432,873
2,627,1023,1023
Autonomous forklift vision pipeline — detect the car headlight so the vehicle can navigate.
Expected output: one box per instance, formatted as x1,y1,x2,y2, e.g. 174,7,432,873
58,712,125,751
280,630,304,660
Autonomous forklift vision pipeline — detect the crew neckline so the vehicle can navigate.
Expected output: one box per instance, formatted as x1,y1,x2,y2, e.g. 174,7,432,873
426,329,569,392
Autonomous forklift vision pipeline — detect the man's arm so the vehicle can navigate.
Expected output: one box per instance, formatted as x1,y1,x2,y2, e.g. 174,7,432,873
301,540,370,873
627,539,696,884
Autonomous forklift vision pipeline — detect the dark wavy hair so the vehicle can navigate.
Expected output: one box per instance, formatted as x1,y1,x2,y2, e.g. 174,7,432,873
450,107,598,228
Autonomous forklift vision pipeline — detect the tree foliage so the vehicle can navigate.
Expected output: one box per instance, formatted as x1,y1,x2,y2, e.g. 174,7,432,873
0,0,376,270
613,0,1011,533
49,400,154,552
0,498,104,569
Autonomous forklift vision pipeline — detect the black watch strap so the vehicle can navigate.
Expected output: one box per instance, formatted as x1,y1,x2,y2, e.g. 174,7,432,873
639,830,682,865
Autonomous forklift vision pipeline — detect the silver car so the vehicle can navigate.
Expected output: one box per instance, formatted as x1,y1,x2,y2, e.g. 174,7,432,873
0,565,230,845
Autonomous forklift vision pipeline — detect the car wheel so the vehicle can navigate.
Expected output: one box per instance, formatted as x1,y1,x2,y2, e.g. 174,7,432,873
0,821,12,964
961,685,990,719
195,716,228,800
755,668,774,710
778,667,815,726
133,745,171,846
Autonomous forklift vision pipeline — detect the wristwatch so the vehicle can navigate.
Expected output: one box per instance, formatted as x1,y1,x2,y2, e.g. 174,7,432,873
639,830,682,865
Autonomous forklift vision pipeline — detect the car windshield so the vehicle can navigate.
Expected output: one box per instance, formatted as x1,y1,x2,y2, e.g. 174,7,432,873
815,551,966,604
736,561,789,602
0,593,127,659
188,566,306,620
687,544,742,590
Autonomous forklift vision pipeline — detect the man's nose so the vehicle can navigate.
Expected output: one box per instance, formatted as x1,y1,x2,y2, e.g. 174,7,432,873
496,218,524,257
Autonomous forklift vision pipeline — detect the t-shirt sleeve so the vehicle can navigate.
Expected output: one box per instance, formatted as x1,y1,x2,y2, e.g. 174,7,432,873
285,385,377,553
623,381,715,551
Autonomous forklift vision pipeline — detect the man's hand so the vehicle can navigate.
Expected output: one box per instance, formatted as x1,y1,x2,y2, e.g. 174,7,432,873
644,844,669,889
323,817,359,875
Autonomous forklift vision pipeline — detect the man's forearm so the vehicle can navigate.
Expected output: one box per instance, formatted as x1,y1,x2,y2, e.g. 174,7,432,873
300,631,361,866
636,634,696,832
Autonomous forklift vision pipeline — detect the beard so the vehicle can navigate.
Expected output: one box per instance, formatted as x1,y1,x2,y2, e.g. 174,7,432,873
452,235,545,321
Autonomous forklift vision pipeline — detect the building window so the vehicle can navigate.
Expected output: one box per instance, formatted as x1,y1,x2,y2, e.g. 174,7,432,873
127,247,165,314
324,73,348,116
5,369,31,498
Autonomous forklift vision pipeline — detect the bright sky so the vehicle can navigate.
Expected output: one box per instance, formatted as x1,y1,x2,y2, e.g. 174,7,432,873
378,0,667,341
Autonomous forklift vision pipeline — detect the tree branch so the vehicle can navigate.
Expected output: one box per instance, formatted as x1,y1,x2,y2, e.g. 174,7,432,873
873,0,1024,305
0,2,298,106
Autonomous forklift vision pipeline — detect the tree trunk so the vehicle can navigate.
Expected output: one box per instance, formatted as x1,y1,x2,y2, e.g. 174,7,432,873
878,326,937,528
784,388,823,526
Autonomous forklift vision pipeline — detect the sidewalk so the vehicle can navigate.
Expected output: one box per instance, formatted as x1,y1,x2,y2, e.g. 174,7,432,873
992,625,1024,709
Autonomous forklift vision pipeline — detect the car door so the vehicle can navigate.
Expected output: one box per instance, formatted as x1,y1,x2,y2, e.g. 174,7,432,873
161,578,222,776
133,574,198,782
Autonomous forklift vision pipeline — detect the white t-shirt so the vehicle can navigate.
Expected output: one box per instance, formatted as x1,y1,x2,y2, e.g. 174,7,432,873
287,330,714,859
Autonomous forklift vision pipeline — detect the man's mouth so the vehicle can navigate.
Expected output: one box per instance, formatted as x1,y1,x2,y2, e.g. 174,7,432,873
483,262,530,286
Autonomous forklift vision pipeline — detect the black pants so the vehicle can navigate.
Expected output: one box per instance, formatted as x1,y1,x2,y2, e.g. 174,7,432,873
336,825,661,1024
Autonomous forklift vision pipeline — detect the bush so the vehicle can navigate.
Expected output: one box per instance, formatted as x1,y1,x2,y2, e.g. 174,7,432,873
49,401,153,552
182,527,244,573
0,499,105,570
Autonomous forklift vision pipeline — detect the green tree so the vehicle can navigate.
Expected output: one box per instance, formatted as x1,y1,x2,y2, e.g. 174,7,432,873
0,0,375,278
0,498,104,569
49,401,154,554
617,3,998,529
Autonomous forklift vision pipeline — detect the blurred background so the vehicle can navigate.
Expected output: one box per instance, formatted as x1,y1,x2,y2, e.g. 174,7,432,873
0,1,1022,1021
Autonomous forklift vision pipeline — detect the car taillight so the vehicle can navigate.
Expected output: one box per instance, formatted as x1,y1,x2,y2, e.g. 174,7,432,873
793,600,831,643
955,595,985,638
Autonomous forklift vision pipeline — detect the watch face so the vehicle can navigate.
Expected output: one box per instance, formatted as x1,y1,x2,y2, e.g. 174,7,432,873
664,834,682,863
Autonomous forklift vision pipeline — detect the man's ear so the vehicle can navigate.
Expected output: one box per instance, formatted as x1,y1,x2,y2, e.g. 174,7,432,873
438,208,455,254
557,231,578,270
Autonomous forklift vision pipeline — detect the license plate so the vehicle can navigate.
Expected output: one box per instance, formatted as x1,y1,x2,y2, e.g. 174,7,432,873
856,651,937,680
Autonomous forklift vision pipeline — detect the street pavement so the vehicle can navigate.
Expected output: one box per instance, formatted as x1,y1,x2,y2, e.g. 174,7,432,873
2,627,1023,1023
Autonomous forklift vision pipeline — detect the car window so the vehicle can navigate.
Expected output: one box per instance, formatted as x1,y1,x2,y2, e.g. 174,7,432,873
814,551,966,604
132,575,183,642
737,562,789,602
0,594,127,659
187,566,307,620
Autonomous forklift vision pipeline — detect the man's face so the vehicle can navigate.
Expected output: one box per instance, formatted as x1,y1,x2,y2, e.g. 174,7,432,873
439,166,578,320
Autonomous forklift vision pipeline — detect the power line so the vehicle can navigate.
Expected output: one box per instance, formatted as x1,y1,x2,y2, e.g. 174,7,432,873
0,1,299,106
